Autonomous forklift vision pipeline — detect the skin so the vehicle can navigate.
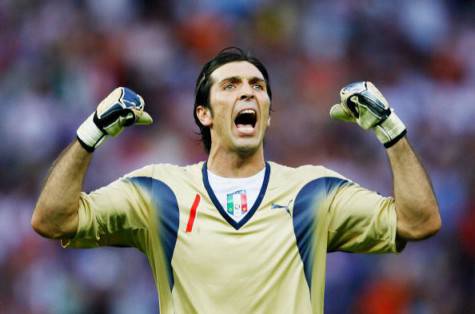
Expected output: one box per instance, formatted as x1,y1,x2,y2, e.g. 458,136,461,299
32,60,440,241
386,138,441,240
195,61,271,178
32,141,88,238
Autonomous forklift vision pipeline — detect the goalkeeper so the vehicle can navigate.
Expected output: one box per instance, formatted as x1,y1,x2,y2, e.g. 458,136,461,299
32,48,440,314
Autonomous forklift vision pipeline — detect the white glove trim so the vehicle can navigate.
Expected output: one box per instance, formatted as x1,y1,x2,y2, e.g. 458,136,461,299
76,113,107,152
374,111,407,147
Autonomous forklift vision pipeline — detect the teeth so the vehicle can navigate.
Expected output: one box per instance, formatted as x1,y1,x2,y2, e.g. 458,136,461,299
240,109,256,115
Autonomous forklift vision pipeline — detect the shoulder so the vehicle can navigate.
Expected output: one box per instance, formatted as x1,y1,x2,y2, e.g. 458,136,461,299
124,162,205,180
267,161,349,182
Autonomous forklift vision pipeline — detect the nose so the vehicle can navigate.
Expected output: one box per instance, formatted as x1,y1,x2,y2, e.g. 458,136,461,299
239,83,255,101
239,94,254,101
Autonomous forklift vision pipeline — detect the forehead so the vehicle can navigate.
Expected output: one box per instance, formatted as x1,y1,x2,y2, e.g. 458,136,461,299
210,61,264,83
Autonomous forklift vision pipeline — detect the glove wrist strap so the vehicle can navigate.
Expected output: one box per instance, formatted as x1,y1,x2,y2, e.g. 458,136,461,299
374,112,407,148
77,113,108,152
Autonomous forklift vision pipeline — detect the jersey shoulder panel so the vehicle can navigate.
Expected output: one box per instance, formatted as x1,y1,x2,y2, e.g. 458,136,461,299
268,161,348,183
121,164,155,179
125,162,204,181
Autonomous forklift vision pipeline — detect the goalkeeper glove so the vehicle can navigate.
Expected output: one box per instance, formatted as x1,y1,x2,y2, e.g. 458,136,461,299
77,87,153,152
330,81,406,148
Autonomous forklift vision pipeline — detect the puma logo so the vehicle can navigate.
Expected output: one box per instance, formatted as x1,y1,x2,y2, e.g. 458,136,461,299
271,199,293,216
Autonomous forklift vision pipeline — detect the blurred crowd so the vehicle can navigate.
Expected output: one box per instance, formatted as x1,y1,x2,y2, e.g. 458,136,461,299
0,0,474,313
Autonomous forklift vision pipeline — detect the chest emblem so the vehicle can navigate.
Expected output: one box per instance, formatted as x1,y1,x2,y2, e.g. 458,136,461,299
226,189,248,217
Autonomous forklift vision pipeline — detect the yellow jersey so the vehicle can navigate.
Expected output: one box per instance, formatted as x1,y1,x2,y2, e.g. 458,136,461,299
63,161,401,314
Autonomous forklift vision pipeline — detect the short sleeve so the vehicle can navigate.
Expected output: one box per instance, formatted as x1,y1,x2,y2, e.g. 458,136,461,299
61,166,154,250
326,180,404,253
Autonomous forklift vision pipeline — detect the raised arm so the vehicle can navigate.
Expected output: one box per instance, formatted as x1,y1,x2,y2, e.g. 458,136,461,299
330,81,441,241
386,137,440,240
32,87,153,239
32,141,91,238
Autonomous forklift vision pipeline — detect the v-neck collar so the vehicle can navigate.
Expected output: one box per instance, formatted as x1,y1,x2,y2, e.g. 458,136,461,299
202,161,271,230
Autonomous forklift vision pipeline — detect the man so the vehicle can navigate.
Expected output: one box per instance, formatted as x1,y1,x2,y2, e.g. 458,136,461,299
32,47,441,314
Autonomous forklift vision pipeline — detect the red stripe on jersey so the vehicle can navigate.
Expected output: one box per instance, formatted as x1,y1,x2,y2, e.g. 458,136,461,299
186,194,201,232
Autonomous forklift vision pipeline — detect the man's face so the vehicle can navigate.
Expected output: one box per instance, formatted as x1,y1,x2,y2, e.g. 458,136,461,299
201,61,271,156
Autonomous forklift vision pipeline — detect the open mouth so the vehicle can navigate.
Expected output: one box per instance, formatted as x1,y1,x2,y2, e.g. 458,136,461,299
234,109,257,131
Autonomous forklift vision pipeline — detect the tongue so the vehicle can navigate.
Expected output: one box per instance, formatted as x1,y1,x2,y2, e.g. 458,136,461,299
236,124,254,135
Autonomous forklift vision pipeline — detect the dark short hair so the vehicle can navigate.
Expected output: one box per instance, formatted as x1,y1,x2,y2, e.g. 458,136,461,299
193,47,272,153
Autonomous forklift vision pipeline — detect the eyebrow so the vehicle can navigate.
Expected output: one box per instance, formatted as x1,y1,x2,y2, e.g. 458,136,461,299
218,76,265,85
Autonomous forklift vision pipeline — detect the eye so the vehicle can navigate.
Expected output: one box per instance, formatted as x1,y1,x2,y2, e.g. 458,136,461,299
223,83,235,90
252,83,264,90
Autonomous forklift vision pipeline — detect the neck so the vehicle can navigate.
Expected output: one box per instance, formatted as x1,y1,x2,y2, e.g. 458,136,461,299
207,146,265,178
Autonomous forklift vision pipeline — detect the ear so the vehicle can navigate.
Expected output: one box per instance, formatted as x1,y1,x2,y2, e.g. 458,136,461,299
196,105,213,127
267,116,271,127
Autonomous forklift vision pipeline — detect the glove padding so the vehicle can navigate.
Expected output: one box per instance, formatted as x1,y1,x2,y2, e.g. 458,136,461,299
330,81,406,148
77,87,153,152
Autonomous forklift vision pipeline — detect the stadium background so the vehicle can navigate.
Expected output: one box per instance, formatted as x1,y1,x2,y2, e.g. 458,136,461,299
1,0,474,313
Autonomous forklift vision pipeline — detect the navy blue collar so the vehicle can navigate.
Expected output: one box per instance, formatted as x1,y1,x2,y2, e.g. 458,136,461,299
202,162,271,230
